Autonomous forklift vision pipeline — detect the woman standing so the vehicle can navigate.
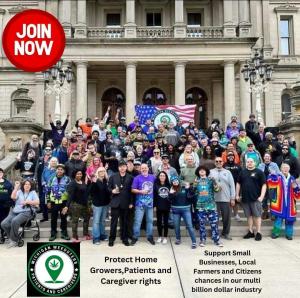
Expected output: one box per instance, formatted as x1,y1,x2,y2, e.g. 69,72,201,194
194,165,222,247
0,168,13,243
154,171,171,244
85,157,102,184
89,167,110,245
169,175,197,249
1,180,39,248
41,157,58,222
149,149,162,175
199,145,216,170
52,137,69,164
268,163,300,240
65,170,91,242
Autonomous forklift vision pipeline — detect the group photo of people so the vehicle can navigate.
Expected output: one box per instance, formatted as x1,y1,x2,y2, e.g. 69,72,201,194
0,106,299,248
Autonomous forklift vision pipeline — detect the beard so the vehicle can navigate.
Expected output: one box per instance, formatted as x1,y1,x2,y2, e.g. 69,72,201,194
30,141,39,148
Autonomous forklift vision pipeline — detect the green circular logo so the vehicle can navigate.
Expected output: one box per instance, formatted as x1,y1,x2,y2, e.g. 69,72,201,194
28,243,80,296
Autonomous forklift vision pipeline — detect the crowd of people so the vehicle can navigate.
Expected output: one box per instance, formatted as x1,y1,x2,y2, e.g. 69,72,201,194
0,107,299,248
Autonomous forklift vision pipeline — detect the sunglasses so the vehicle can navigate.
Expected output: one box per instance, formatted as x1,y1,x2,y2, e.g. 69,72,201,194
215,160,223,163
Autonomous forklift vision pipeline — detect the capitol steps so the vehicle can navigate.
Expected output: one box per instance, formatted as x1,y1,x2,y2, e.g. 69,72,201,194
21,204,300,239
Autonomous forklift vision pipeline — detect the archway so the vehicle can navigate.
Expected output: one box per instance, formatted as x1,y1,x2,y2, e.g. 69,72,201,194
142,87,167,105
101,87,125,118
185,87,208,128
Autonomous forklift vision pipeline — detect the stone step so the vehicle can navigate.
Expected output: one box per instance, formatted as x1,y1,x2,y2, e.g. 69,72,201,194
22,224,300,239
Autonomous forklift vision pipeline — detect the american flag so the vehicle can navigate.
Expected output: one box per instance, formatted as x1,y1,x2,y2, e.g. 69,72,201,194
135,105,196,125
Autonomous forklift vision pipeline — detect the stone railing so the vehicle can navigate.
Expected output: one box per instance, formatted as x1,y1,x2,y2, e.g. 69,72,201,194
136,27,174,38
186,26,224,38
0,153,18,182
87,27,125,38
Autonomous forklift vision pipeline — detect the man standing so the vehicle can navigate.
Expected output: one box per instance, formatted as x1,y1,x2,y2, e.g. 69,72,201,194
224,152,242,221
157,154,178,179
108,160,133,246
48,113,69,148
46,164,71,241
210,158,235,240
236,158,267,241
131,163,156,245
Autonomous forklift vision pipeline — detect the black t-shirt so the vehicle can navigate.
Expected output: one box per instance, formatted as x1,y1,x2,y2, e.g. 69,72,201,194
237,168,266,202
153,183,171,211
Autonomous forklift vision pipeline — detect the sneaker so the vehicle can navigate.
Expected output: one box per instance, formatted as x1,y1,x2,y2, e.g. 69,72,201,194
162,238,168,244
147,237,155,245
191,243,197,249
199,241,206,247
131,238,138,246
255,232,262,241
234,214,241,221
49,234,56,241
123,240,130,246
72,237,80,243
84,235,92,241
243,231,255,239
61,233,70,241
40,218,48,223
215,242,224,247
175,239,181,245
271,234,279,239
156,237,162,243
7,241,18,248
286,235,293,240
93,241,100,245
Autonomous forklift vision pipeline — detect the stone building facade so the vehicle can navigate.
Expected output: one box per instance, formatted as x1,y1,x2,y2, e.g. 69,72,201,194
0,0,300,137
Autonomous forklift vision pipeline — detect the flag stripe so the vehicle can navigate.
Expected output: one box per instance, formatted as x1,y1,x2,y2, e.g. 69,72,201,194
135,104,196,125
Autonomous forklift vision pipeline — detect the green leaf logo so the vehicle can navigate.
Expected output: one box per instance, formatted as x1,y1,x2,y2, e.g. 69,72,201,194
45,255,64,283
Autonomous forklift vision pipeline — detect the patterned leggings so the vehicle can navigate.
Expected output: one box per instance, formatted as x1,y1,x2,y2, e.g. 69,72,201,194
198,210,220,243
272,217,294,238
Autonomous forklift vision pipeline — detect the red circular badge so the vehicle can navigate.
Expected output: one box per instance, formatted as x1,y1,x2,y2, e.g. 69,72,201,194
2,9,65,72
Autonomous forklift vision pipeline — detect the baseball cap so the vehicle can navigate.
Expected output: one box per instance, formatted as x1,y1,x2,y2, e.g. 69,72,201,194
118,159,127,167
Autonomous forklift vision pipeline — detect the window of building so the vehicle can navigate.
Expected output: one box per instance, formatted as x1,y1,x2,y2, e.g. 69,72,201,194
280,17,293,55
187,12,201,27
146,12,162,26
106,13,121,26
281,93,292,120
143,88,166,105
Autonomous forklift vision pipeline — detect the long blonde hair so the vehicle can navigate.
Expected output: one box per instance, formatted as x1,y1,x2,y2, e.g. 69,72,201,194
95,167,108,181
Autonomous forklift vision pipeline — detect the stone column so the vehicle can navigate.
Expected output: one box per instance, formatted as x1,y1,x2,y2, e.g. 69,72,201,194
264,84,274,126
238,0,251,37
35,74,45,125
174,62,186,105
125,0,136,38
239,62,251,124
174,0,186,38
262,0,272,58
61,62,73,127
0,9,5,58
76,62,88,120
224,60,236,125
61,0,72,38
125,62,137,122
223,0,236,37
212,80,224,126
74,0,87,38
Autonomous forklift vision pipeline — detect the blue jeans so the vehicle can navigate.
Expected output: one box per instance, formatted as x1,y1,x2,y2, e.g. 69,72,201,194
133,206,153,239
172,207,196,244
92,205,108,242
